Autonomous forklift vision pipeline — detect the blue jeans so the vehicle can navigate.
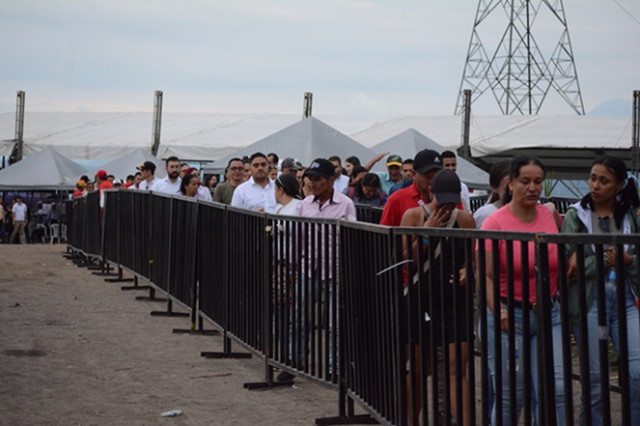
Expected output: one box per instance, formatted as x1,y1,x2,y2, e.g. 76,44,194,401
572,282,640,426
486,301,566,426
290,276,336,376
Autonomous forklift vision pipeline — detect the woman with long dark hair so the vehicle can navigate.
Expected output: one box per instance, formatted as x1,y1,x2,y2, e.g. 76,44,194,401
349,173,385,207
562,155,640,425
480,155,565,425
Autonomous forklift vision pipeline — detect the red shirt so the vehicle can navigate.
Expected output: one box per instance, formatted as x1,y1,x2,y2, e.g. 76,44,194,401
379,182,426,226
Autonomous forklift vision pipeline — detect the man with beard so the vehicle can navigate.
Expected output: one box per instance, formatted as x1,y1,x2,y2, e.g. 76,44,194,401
153,156,182,195
230,152,277,213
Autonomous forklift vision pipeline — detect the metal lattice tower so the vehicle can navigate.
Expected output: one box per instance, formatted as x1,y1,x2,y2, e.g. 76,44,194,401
455,0,585,115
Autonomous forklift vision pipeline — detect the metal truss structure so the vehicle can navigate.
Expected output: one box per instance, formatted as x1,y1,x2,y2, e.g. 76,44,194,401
455,0,585,115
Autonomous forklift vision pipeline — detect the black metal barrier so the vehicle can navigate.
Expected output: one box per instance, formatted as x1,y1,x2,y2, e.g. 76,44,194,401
64,190,640,426
66,191,101,257
355,204,384,224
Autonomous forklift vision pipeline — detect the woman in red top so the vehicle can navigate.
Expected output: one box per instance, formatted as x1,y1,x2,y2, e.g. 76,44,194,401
480,155,565,425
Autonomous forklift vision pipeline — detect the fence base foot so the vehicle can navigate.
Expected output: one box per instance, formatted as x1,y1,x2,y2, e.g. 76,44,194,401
315,415,377,425
87,265,106,271
201,351,252,359
150,311,189,317
135,295,167,302
104,277,134,282
121,284,151,291
92,271,117,276
243,380,293,390
172,328,219,335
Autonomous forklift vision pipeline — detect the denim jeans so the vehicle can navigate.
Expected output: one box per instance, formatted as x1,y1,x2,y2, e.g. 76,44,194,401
486,301,565,426
572,282,640,426
289,276,336,377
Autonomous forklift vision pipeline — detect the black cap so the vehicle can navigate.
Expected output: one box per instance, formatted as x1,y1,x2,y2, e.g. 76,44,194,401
413,149,442,174
136,161,156,172
281,157,298,171
304,158,335,178
431,169,461,205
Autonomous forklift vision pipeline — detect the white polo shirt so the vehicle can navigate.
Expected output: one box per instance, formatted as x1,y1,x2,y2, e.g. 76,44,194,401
12,202,28,221
333,174,349,195
230,177,278,213
139,176,160,191
153,177,181,195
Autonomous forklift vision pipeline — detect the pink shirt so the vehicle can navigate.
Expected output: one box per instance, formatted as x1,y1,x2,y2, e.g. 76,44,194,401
299,191,356,279
481,204,559,303
298,191,357,221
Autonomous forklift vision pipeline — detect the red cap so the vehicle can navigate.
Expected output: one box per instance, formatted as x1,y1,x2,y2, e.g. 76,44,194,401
95,170,108,179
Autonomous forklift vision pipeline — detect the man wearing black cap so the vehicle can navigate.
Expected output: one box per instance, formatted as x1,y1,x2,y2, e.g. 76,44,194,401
284,158,355,382
280,157,298,176
400,169,475,425
380,149,442,226
136,161,159,191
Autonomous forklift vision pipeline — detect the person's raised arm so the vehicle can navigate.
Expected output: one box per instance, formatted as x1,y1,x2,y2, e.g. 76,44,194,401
364,151,390,171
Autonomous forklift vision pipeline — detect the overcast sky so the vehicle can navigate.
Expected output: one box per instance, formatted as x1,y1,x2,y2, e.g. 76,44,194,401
1,0,638,119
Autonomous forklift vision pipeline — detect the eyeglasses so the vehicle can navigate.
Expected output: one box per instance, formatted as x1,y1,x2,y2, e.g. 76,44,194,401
229,167,244,172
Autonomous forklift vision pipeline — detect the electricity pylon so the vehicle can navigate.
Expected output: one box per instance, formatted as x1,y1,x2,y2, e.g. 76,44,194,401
455,0,585,115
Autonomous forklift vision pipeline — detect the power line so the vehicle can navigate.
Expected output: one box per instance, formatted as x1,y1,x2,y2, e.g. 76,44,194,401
611,0,640,27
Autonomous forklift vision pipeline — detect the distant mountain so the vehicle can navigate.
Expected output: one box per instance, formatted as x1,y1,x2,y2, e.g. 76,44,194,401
588,99,632,117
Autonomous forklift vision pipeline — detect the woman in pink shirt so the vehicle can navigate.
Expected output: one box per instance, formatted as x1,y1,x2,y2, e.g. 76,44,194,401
480,155,565,425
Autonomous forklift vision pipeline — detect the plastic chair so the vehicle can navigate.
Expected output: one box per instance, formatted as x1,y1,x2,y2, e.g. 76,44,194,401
49,223,61,244
36,223,49,243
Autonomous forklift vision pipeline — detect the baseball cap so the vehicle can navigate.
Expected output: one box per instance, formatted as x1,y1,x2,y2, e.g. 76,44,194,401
112,178,123,186
304,158,335,178
76,180,87,188
95,170,108,179
413,149,442,175
281,157,298,171
431,169,461,205
136,161,156,172
386,154,403,167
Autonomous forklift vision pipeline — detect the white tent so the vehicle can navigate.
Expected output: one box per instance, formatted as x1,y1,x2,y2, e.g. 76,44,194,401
352,115,635,179
203,116,380,174
0,147,88,190
97,148,166,180
0,112,370,162
372,128,490,189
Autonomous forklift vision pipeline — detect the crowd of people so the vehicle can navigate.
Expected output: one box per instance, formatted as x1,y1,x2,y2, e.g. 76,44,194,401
5,146,638,425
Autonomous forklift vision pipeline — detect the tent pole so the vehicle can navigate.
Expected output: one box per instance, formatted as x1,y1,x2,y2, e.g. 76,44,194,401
632,90,639,176
303,92,313,118
458,89,472,160
151,90,163,157
13,91,26,163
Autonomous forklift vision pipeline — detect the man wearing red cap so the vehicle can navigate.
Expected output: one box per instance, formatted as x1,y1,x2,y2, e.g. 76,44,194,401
95,170,113,208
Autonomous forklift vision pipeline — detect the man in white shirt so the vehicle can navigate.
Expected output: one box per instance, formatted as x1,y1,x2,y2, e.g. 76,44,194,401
153,156,182,195
329,156,349,195
10,196,28,244
136,161,159,191
230,152,277,213
441,151,471,212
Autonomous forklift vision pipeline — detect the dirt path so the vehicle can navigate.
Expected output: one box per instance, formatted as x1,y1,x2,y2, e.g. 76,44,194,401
0,245,341,426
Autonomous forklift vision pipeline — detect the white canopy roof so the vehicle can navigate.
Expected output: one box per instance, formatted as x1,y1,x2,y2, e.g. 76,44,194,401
351,115,634,155
1,112,634,179
372,128,489,189
0,112,371,162
203,116,379,174
97,148,166,180
0,147,88,190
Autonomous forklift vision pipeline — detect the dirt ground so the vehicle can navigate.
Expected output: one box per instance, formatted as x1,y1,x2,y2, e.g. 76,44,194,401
0,245,345,426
